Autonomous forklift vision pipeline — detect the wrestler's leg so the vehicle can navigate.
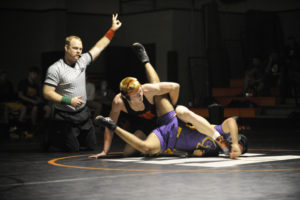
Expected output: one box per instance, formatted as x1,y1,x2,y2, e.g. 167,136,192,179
131,43,160,84
154,95,174,117
94,115,161,155
175,105,230,154
145,62,160,83
122,61,160,155
123,130,147,156
175,105,217,138
96,94,174,155
114,127,161,155
122,43,160,156
118,95,173,155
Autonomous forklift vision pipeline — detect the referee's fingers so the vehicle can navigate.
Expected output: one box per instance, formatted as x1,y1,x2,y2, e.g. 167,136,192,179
79,99,86,104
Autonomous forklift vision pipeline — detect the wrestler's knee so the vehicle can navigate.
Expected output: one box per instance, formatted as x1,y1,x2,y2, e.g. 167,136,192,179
139,143,150,154
175,105,189,117
123,130,147,156
224,117,235,125
138,141,158,155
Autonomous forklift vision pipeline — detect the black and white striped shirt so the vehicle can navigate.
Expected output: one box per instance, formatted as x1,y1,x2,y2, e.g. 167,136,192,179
44,53,92,112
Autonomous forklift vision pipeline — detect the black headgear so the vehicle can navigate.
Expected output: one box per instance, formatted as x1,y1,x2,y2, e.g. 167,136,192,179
227,134,248,154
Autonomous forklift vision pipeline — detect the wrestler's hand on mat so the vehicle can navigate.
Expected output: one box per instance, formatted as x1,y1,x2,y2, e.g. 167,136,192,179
229,143,241,159
111,13,122,31
71,96,85,108
89,151,107,159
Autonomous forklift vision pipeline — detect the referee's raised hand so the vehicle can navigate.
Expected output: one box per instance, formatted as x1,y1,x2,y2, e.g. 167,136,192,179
111,13,122,31
71,96,85,108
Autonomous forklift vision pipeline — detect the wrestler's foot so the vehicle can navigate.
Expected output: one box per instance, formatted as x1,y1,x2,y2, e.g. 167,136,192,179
94,115,117,131
216,136,230,155
131,42,149,64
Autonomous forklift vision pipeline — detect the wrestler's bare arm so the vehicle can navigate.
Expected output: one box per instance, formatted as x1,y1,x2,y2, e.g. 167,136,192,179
221,118,239,145
143,82,180,105
89,94,124,158
221,118,241,159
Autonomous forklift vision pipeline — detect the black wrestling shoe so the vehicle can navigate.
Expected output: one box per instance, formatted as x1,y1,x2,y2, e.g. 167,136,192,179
131,42,150,64
216,136,230,155
94,115,117,131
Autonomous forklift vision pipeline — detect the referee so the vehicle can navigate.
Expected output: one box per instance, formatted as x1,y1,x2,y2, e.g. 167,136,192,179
43,14,122,152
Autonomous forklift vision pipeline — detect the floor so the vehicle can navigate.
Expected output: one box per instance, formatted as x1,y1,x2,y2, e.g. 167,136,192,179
1,123,300,200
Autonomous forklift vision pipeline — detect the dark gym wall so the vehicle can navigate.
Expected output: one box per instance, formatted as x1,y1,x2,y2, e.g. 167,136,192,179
1,1,300,105
0,9,66,87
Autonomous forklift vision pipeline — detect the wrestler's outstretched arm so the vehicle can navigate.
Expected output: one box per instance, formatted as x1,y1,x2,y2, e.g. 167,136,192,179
220,117,241,159
89,96,122,159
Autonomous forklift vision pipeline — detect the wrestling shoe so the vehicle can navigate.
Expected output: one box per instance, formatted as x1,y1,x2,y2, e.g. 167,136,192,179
216,136,230,155
94,115,117,131
131,42,149,64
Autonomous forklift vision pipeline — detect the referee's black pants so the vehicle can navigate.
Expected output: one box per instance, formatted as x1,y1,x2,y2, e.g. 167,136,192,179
46,106,97,152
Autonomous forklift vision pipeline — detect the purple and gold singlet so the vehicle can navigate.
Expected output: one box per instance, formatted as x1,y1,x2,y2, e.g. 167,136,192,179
152,111,230,154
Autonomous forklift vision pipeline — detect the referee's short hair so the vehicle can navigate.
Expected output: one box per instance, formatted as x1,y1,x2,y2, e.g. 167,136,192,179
65,35,82,46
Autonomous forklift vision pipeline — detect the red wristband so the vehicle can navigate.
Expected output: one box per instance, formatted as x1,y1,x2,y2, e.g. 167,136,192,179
105,28,115,40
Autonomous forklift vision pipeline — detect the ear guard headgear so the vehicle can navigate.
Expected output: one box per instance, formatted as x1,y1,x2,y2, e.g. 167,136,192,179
227,134,248,154
120,77,141,100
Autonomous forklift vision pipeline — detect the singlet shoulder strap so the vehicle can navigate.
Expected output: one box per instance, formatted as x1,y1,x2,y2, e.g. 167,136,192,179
142,95,154,110
121,95,131,113
121,95,155,116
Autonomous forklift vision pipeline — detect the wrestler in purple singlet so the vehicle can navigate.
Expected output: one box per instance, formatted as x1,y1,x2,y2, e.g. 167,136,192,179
152,110,178,152
153,111,230,154
174,121,230,153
